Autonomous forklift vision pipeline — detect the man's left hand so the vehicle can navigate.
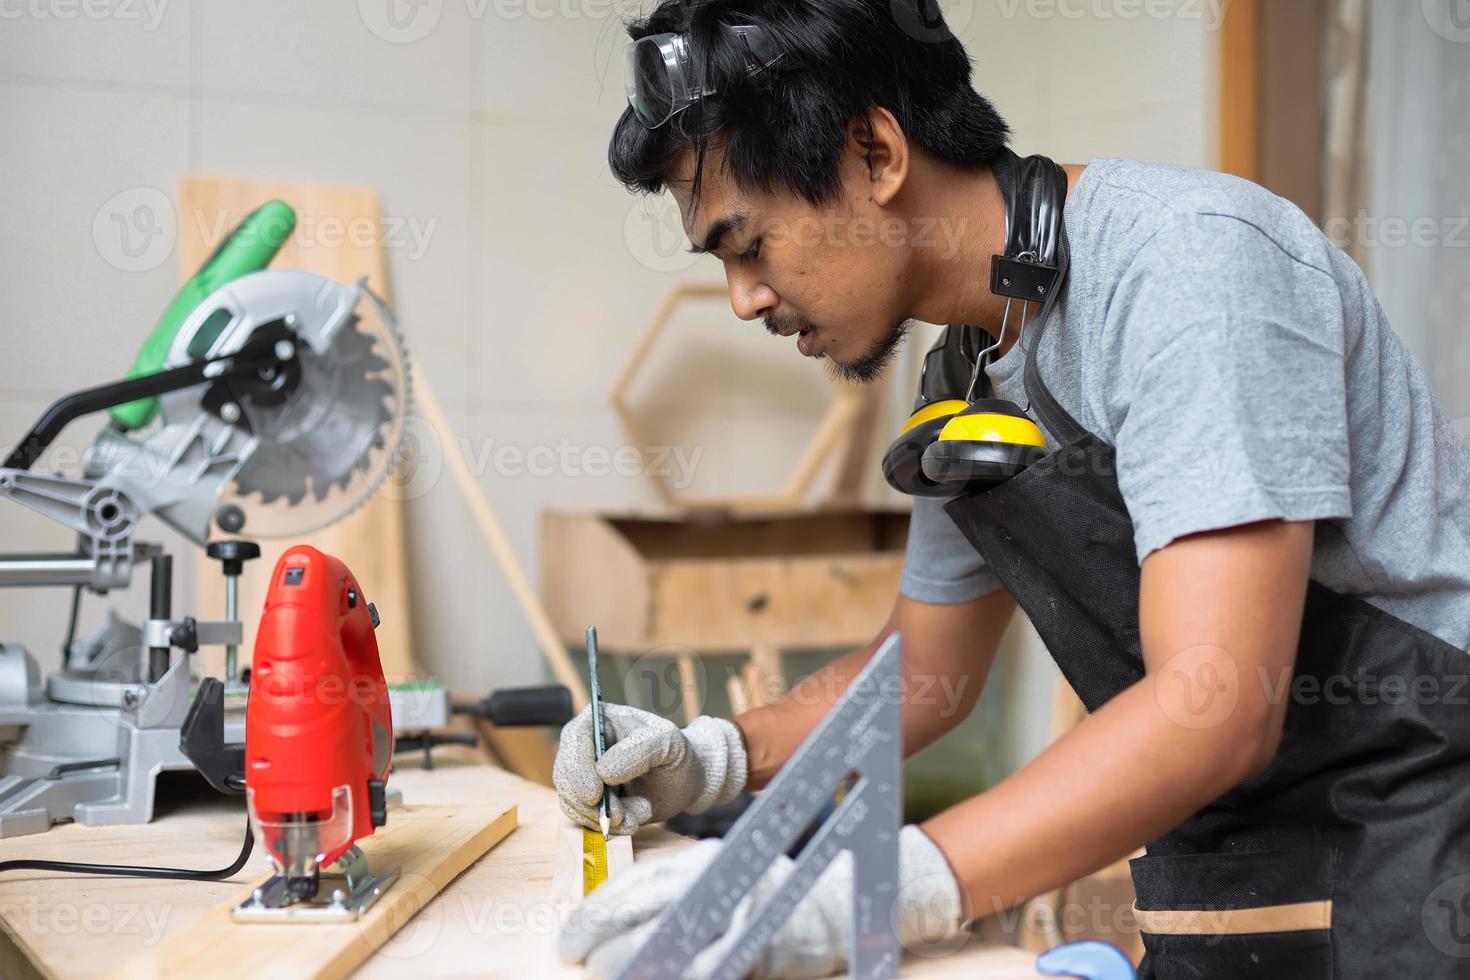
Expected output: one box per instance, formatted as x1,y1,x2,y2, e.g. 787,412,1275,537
557,824,965,979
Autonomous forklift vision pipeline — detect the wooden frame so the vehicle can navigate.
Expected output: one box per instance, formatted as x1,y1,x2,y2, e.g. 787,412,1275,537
1218,0,1329,222
610,282,877,512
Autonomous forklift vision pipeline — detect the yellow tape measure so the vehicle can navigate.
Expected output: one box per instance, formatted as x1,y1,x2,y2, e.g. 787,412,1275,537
581,827,610,895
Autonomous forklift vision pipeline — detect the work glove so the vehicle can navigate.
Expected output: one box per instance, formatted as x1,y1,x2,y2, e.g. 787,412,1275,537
554,704,748,835
558,824,966,979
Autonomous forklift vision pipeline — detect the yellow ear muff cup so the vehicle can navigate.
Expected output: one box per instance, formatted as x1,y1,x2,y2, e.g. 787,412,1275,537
881,399,968,497
920,400,1047,491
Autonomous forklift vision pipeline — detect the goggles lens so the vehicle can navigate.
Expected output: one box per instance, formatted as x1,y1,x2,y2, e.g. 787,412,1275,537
625,34,676,127
624,26,781,129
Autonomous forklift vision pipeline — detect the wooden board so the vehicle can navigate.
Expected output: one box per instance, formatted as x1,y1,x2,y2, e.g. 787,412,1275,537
0,756,1043,979
177,176,418,681
550,826,634,919
108,803,516,980
1218,0,1259,181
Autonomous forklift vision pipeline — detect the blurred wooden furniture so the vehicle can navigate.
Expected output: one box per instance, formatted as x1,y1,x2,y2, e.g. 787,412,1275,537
1013,682,1145,964
610,282,887,511
541,507,908,720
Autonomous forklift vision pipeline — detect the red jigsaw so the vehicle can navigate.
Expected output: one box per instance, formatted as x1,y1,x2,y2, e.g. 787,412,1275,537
242,544,394,909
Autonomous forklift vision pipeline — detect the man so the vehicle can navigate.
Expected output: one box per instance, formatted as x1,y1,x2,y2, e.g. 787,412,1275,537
554,2,1470,977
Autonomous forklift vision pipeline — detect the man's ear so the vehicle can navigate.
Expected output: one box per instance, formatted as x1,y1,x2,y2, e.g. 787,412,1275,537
846,107,909,207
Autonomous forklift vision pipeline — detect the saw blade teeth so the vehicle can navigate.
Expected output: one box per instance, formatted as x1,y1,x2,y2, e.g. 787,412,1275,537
226,276,410,533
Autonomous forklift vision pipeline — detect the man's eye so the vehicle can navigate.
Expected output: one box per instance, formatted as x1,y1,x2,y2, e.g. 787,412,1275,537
739,240,761,263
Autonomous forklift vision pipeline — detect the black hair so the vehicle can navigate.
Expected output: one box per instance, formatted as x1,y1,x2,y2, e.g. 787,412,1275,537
608,0,1011,207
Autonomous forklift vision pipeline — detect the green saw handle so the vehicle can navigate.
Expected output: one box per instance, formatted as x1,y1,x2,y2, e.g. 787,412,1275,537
109,199,297,431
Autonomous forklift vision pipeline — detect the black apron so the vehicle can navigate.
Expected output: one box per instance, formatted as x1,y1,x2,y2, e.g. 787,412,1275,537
942,288,1470,977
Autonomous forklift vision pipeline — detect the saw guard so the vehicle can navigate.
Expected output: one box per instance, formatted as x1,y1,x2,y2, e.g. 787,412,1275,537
246,783,353,882
162,269,410,539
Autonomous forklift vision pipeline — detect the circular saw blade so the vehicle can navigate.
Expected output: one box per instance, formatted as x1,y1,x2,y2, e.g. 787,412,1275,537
170,270,411,539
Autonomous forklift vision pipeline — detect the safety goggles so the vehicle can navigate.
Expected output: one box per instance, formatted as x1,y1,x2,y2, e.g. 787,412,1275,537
624,24,783,129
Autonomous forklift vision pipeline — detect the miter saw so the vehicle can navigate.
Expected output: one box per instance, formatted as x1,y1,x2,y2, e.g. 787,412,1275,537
0,200,410,838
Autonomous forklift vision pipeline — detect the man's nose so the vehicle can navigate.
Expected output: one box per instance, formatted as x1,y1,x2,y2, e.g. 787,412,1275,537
726,268,775,322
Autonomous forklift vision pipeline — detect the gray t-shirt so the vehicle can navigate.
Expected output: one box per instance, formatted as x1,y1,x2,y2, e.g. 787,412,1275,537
899,157,1470,653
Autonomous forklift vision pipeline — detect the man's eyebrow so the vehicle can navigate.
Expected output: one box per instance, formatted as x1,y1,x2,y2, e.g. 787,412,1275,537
688,210,749,256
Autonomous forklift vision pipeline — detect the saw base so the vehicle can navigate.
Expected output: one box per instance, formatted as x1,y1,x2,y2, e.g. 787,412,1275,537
233,845,399,923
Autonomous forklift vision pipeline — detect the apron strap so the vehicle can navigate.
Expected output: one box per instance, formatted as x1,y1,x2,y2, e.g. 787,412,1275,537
988,149,1089,447
1021,219,1090,446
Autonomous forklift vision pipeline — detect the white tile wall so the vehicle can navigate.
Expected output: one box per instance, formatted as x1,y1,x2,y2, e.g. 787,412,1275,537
0,3,1213,697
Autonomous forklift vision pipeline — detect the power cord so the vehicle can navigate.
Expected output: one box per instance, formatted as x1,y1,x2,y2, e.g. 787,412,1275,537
0,821,253,881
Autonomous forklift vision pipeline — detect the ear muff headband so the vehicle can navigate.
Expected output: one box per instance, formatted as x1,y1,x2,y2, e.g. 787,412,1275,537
898,399,970,437
881,148,1069,497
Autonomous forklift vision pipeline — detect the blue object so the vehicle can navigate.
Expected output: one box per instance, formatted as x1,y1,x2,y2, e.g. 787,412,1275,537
1035,940,1137,980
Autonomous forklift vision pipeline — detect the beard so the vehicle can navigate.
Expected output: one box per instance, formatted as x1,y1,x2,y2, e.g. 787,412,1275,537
763,312,913,385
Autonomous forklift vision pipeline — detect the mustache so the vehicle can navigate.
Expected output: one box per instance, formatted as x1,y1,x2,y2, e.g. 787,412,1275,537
764,312,817,336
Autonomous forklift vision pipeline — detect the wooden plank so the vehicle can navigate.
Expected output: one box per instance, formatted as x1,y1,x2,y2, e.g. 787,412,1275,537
413,375,589,709
551,827,634,921
1218,0,1259,180
109,803,516,980
541,511,652,651
1257,0,1327,221
828,372,890,505
176,176,418,681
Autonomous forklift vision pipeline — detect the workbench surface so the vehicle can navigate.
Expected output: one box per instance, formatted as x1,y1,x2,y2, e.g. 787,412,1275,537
0,753,1042,979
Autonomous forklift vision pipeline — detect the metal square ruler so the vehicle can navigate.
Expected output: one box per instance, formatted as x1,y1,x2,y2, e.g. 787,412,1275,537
616,632,905,980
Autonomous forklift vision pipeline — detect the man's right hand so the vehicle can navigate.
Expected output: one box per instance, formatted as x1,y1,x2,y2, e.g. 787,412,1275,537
553,704,749,834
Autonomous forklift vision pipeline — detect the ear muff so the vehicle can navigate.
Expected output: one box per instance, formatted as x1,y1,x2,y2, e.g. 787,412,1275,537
919,399,1048,493
882,398,969,497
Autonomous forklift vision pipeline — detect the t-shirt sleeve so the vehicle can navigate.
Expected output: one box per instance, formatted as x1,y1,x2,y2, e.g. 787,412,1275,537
898,496,1003,604
1106,214,1354,562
